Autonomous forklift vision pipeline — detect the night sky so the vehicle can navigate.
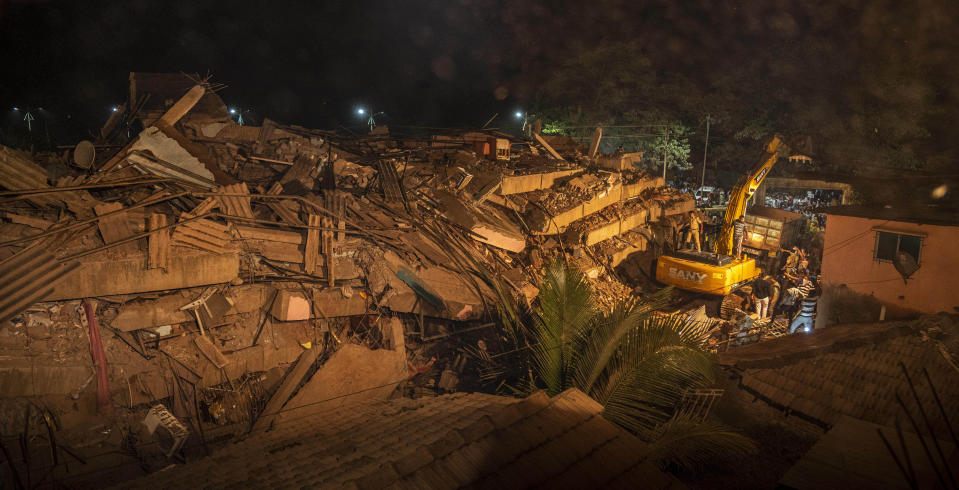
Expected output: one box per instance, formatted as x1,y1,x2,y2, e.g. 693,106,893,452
2,0,958,174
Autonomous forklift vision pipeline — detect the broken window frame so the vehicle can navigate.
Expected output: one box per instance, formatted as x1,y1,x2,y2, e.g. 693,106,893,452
873,230,923,264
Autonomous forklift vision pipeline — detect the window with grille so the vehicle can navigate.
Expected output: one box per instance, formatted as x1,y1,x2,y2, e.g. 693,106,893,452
874,231,922,263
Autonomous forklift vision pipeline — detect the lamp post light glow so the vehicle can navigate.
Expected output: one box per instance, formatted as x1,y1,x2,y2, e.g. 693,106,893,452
229,108,237,115
357,108,366,116
112,107,118,112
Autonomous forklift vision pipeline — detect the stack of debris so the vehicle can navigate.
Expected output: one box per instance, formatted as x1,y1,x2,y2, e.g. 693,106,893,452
0,73,694,484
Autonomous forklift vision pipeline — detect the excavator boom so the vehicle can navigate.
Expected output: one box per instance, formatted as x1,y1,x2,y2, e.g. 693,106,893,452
717,135,790,255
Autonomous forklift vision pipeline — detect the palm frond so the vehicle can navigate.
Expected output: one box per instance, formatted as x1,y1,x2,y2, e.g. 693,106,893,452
645,416,758,473
570,290,672,395
590,313,715,433
533,259,597,395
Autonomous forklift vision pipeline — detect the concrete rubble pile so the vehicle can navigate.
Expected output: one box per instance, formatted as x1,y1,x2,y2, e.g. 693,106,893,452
0,73,694,480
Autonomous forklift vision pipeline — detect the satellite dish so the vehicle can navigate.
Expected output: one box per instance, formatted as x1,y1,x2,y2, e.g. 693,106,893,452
893,251,920,284
73,140,95,169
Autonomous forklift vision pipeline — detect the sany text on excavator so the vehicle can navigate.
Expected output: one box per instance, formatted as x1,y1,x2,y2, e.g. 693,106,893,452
655,135,800,296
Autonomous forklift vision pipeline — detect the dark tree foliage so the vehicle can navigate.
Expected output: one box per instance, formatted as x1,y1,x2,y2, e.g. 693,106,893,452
503,0,959,181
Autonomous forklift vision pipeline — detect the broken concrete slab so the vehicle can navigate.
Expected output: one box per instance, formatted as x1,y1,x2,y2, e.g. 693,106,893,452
45,251,240,301
270,290,311,321
0,358,93,397
111,284,275,331
435,190,526,252
584,207,650,246
279,319,406,417
596,151,644,171
380,252,492,320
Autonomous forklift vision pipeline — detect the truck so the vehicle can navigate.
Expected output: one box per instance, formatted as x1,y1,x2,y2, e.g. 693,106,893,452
740,205,806,271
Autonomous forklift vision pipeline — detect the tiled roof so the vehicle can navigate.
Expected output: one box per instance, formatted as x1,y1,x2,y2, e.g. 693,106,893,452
121,389,682,489
723,320,959,435
780,416,958,490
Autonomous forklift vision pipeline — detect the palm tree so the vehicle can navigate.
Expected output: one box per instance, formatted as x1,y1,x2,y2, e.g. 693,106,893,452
529,259,755,471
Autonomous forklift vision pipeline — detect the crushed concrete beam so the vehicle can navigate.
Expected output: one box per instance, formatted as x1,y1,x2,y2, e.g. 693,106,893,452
533,133,565,160
45,250,240,300
583,208,650,246
252,345,321,433
112,285,274,331
157,85,205,127
528,175,666,234
499,169,583,195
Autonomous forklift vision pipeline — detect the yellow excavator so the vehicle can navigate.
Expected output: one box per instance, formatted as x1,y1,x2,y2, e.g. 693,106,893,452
655,135,796,299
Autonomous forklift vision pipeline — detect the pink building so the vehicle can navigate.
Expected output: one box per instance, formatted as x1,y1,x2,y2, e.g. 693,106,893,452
821,204,959,316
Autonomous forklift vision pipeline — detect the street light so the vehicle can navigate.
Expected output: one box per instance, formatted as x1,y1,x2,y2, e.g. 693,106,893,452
229,108,237,114
514,111,523,119
357,107,384,132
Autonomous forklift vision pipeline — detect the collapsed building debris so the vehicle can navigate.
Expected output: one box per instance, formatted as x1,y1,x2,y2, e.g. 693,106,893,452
0,73,696,485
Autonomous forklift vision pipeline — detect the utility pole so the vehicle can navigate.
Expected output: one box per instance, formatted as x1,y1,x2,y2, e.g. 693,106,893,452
662,126,669,180
701,114,711,189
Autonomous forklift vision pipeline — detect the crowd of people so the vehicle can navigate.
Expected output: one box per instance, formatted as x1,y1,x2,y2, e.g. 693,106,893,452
748,245,822,333
763,189,843,229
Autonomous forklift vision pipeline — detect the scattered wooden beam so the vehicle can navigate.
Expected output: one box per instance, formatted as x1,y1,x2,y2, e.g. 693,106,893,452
304,214,321,275
148,213,169,270
265,182,303,226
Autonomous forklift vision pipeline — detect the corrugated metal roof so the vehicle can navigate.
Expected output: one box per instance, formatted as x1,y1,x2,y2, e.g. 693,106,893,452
0,245,80,323
0,145,61,208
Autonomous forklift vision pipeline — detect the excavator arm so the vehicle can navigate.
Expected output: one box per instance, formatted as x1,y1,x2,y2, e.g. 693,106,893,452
717,135,791,255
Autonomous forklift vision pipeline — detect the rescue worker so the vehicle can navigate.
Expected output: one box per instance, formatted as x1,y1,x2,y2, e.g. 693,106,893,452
732,217,747,258
790,274,821,333
686,210,703,252
751,276,772,320
781,246,800,272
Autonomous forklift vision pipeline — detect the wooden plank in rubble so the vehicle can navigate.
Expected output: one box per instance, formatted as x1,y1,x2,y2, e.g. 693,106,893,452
148,213,169,269
304,214,321,275
265,182,304,226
